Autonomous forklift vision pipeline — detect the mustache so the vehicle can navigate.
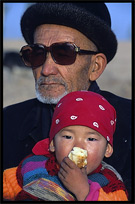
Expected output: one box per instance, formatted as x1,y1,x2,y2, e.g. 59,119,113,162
36,76,67,86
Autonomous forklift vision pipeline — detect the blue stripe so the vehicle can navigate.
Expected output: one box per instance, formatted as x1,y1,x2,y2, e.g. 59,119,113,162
22,155,48,167
23,168,48,185
88,173,109,187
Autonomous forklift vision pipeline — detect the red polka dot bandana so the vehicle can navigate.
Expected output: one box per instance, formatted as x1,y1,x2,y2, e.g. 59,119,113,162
49,91,117,146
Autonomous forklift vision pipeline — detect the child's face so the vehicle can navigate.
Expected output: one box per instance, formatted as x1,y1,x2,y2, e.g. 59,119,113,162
50,125,113,175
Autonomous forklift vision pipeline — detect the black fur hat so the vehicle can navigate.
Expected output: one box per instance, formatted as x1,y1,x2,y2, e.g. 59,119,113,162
21,2,117,63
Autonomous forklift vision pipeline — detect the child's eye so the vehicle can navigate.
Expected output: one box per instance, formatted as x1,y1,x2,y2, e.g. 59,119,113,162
63,135,72,139
87,138,97,141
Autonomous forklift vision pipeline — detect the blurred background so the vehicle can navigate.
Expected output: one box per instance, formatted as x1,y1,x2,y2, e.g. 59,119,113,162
3,3,132,107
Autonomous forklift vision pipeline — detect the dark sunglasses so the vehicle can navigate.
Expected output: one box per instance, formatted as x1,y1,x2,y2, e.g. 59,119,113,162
20,42,98,68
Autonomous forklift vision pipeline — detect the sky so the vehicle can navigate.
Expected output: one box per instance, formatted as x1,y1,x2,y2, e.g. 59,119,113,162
3,2,132,41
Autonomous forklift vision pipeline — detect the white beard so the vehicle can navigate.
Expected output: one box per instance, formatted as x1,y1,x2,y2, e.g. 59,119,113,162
35,87,68,104
35,75,69,104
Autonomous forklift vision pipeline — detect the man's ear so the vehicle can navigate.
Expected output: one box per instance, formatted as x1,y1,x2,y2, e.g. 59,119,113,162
89,53,107,81
105,143,113,158
49,140,55,152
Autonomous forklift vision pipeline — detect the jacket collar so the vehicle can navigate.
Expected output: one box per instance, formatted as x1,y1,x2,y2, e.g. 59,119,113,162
19,100,54,142
88,81,101,93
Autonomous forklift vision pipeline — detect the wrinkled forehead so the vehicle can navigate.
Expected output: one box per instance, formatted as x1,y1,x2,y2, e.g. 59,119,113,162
33,24,96,49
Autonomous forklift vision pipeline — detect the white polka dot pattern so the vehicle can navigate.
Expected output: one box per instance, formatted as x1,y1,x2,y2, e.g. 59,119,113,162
70,116,78,120
55,119,60,124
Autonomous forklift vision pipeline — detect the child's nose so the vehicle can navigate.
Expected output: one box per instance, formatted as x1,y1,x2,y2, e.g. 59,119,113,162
73,143,85,150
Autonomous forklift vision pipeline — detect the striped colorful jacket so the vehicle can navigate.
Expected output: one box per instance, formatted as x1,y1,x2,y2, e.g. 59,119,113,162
3,153,128,201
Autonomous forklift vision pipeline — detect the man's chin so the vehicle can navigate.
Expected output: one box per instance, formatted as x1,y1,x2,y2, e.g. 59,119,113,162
35,90,68,104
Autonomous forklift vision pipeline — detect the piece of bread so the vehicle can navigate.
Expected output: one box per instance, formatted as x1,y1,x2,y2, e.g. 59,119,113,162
68,147,87,168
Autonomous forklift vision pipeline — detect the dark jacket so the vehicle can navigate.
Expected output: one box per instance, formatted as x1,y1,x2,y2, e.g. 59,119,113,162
3,81,132,199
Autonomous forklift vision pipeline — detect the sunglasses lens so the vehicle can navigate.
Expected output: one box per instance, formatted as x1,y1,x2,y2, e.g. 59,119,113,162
20,43,77,67
20,45,46,68
52,43,76,65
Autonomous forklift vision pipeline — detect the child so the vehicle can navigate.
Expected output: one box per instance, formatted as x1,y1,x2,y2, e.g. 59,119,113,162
3,91,128,201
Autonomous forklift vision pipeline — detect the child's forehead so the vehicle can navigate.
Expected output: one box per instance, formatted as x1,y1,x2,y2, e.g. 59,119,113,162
57,125,102,136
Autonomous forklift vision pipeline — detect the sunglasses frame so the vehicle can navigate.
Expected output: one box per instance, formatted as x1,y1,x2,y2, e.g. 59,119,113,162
20,42,99,68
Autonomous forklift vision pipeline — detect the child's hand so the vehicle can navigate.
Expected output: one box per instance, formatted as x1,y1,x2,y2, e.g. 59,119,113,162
58,157,89,201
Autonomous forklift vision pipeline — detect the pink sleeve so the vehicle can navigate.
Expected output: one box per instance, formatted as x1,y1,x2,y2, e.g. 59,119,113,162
85,180,101,201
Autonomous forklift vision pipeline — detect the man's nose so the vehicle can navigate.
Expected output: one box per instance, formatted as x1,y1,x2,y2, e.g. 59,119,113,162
41,53,59,76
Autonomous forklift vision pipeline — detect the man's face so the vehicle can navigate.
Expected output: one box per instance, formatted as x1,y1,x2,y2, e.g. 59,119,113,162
33,24,94,104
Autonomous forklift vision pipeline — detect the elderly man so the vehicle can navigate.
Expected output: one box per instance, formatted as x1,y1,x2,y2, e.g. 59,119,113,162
3,3,131,199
